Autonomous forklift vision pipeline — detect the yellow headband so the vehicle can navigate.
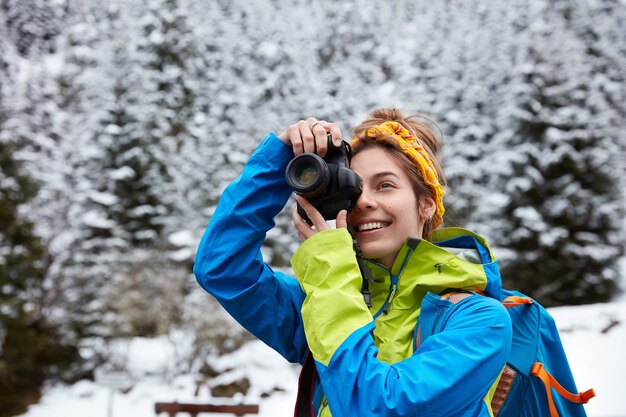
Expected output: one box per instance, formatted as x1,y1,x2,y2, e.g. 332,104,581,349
351,121,445,229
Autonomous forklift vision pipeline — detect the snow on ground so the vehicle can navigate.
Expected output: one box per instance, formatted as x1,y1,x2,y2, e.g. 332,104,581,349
546,300,625,417
20,339,300,417
19,300,626,417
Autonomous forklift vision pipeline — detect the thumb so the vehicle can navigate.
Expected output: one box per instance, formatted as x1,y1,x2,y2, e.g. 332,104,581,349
336,210,348,229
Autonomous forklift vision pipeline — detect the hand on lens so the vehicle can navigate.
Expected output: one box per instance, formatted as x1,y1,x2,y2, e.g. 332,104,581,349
278,118,343,157
292,195,347,242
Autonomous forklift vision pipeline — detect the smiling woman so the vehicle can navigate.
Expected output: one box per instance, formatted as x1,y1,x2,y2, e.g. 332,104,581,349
194,108,512,417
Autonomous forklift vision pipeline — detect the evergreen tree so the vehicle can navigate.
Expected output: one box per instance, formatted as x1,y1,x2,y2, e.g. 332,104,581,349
0,36,78,417
0,133,49,415
43,3,116,349
95,0,202,335
490,8,624,305
179,0,254,246
127,0,203,243
559,0,626,201
422,0,515,229
46,0,190,343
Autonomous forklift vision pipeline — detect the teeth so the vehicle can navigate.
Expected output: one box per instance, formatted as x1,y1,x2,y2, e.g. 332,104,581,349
359,222,386,232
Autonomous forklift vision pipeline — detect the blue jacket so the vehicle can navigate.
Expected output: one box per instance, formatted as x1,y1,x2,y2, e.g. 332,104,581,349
194,133,512,416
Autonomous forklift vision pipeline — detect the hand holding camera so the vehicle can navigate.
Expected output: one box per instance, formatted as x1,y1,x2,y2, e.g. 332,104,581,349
277,118,343,156
286,133,362,223
279,118,362,229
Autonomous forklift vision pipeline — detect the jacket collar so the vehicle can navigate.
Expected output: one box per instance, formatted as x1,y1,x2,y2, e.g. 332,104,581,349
363,227,502,301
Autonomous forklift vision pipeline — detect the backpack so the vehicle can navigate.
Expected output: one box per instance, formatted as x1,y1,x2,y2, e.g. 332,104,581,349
423,289,596,417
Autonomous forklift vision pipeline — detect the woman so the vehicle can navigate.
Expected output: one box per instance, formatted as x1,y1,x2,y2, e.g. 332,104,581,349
194,108,512,416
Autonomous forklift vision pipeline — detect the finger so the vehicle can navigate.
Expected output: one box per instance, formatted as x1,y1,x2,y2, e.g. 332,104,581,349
320,122,343,147
295,195,328,232
292,204,308,232
299,119,316,154
277,130,290,145
288,124,304,155
336,209,348,229
292,204,314,240
311,120,328,157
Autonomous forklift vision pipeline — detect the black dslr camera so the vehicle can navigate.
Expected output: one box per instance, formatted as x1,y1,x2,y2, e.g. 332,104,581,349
285,134,362,223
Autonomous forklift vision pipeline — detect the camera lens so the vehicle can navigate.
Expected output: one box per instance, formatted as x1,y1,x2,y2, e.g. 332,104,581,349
295,163,318,185
285,154,329,197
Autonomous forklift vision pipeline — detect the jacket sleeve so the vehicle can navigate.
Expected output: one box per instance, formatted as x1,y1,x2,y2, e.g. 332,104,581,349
291,229,512,417
193,132,308,364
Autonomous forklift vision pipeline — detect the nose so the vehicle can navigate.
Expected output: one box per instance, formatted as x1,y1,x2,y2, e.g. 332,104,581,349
353,188,378,213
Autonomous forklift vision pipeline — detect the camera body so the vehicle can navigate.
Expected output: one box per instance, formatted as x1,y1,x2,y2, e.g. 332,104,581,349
285,134,362,222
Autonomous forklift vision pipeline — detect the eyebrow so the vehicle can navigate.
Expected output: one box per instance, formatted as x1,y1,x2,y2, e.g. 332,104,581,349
371,171,401,180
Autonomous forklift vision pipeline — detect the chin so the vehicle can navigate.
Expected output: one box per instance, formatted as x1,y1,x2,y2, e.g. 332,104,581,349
360,243,391,261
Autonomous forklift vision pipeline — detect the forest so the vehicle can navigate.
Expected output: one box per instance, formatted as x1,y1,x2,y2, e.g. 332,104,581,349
1,0,625,415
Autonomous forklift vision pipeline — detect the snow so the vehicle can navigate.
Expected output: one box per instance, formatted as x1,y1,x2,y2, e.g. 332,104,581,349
168,247,195,263
21,340,300,417
89,191,119,207
82,210,115,229
110,167,136,181
553,301,626,417
18,300,626,417
168,230,196,248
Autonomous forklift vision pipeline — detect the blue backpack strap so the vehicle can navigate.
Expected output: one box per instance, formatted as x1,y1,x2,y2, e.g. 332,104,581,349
502,291,540,376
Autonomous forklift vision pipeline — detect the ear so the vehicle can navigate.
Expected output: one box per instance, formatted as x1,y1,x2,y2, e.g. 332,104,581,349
419,196,436,221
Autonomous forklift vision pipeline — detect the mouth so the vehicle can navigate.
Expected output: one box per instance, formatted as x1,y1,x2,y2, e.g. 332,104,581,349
356,221,390,232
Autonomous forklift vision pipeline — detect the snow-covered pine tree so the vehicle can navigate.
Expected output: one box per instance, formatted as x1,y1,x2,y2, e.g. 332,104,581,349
490,4,624,306
107,0,180,248
558,0,626,217
180,0,254,220
99,0,204,336
34,6,127,368
0,147,45,413
420,0,514,230
0,24,78,416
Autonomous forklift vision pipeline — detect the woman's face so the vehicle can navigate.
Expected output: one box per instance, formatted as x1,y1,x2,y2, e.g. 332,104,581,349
347,147,435,269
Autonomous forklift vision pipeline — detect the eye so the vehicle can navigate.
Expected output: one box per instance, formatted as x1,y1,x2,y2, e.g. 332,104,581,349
378,182,394,190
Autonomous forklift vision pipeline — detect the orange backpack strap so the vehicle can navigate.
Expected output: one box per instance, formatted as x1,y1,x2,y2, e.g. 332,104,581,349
502,295,534,308
530,362,596,417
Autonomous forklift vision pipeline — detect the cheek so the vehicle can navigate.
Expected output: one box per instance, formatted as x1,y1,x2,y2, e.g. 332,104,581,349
387,197,418,218
390,201,420,231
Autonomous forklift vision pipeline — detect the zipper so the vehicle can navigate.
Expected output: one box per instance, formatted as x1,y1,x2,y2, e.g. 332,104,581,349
383,279,398,315
413,319,421,351
371,268,393,319
371,246,414,318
